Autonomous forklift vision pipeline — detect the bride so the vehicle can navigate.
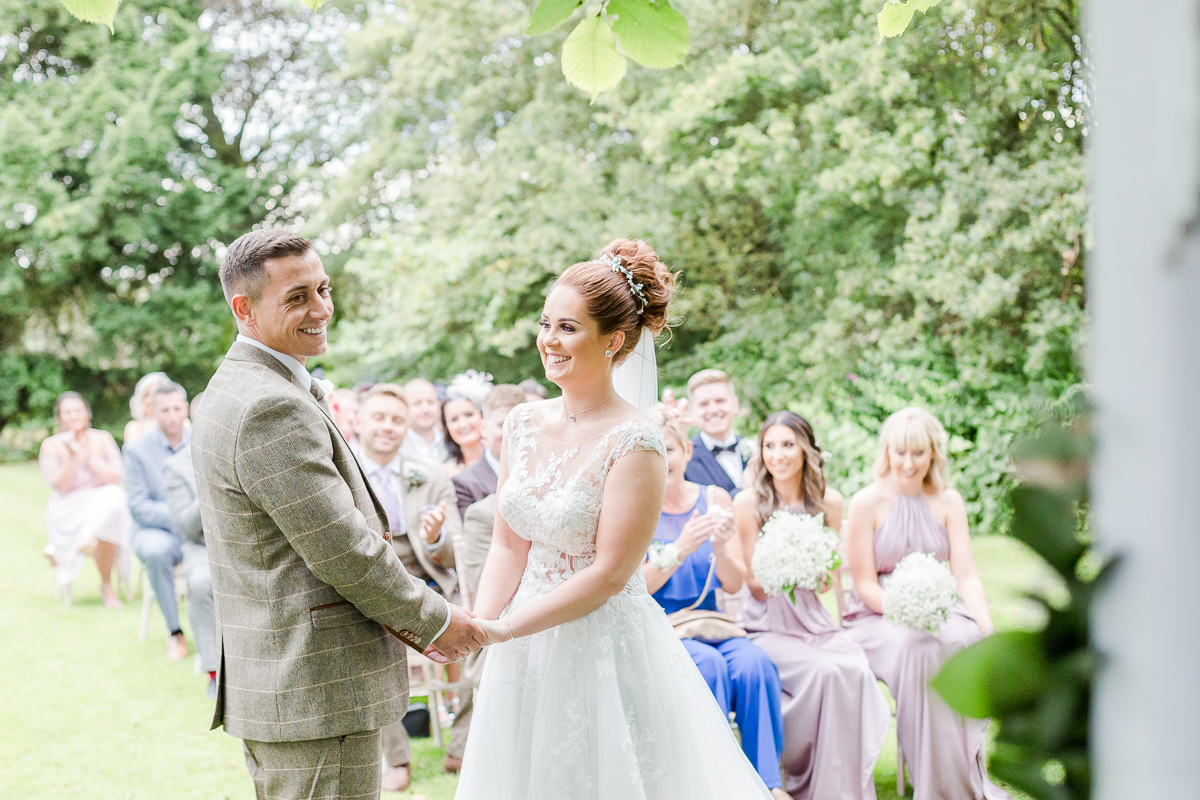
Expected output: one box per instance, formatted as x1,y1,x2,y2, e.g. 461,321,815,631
456,239,774,799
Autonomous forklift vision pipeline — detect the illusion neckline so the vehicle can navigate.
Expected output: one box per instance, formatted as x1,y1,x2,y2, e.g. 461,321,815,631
525,411,649,446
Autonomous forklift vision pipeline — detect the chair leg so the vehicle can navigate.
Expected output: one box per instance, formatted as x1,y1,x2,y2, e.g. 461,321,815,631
139,578,155,643
897,741,906,797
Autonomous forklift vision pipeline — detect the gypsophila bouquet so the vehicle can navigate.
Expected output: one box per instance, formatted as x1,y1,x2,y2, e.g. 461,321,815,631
881,552,961,633
751,510,842,601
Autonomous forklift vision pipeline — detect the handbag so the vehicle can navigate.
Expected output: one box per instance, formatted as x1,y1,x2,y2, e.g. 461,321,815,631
665,487,747,643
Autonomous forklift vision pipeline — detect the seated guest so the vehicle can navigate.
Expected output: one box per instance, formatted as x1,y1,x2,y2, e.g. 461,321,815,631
124,381,191,661
734,411,890,800
351,383,465,788
517,378,547,403
329,387,360,447
459,494,495,606
401,378,449,462
843,408,1008,799
643,406,789,800
123,372,170,445
162,392,219,700
39,391,131,607
441,370,491,478
684,369,753,497
452,384,525,518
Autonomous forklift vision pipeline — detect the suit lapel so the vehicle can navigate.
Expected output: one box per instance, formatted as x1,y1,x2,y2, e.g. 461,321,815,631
688,433,737,493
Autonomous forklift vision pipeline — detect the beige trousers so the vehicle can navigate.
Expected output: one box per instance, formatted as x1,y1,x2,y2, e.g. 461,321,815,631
242,729,382,800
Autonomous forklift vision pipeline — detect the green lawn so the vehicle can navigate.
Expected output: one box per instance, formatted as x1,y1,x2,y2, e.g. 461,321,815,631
0,461,1043,799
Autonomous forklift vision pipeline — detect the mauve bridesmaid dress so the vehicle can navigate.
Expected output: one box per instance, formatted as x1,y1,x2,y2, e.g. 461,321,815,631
841,494,1010,800
738,505,891,800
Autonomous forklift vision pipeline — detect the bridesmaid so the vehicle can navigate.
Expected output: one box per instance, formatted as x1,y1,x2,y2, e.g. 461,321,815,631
644,407,789,800
733,411,890,800
842,407,1009,799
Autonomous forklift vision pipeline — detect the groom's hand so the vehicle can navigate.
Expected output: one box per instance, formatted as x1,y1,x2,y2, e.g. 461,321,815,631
430,604,487,661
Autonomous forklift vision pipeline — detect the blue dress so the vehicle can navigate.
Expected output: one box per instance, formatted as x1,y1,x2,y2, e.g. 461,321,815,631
652,489,786,791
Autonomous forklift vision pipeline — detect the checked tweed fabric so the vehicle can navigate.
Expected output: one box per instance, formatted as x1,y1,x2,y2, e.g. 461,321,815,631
192,342,449,743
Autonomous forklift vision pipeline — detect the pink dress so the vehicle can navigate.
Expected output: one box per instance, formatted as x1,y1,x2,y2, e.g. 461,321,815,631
842,494,1009,800
39,432,132,589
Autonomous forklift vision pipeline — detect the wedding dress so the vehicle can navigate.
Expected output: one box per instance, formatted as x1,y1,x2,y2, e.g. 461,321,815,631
454,406,773,799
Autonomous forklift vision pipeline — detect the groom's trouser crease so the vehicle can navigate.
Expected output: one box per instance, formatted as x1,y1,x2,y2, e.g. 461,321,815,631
242,729,382,800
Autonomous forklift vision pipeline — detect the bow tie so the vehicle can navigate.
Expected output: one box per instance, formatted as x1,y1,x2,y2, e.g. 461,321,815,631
712,443,738,455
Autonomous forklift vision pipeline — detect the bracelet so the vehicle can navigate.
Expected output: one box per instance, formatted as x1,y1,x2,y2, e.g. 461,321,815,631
504,618,515,641
647,542,682,571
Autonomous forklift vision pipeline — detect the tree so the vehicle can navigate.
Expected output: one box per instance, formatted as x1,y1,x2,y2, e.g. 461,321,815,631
320,0,1085,536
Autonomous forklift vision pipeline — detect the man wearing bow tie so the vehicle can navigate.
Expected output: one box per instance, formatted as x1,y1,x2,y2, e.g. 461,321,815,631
683,369,751,497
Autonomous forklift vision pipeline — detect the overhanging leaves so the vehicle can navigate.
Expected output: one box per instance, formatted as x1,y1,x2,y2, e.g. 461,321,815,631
608,0,690,69
561,13,627,100
933,631,1046,718
527,0,582,36
59,0,120,31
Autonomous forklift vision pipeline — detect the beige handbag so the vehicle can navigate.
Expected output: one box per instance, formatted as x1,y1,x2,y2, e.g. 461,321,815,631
665,487,747,643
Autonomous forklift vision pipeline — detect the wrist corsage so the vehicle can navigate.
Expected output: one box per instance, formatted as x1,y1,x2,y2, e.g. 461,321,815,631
647,541,682,571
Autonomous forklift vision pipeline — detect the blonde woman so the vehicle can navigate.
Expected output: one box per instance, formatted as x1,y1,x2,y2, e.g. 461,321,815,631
842,407,1008,799
123,372,170,444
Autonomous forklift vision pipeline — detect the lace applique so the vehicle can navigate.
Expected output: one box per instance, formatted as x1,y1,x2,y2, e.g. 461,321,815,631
622,708,668,785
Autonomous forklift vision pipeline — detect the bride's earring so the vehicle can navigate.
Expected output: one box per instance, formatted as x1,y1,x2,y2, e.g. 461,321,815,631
605,349,613,358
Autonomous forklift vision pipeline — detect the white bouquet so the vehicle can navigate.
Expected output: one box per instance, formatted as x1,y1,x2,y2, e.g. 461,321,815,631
882,551,961,633
751,510,842,601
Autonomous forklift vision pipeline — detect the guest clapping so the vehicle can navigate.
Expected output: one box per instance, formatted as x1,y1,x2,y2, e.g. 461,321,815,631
452,384,525,518
684,369,753,497
39,392,132,607
441,370,492,478
123,382,191,661
162,392,218,699
733,411,889,800
123,372,170,445
842,408,1008,799
644,406,789,799
401,378,450,462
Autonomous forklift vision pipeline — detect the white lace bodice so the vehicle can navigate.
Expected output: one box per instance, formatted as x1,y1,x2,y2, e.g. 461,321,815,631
498,404,667,602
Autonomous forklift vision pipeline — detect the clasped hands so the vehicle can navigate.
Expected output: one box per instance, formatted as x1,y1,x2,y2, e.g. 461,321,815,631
675,506,737,560
422,604,516,664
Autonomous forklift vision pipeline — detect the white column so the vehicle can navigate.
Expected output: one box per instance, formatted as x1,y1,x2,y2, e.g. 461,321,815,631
1089,0,1200,796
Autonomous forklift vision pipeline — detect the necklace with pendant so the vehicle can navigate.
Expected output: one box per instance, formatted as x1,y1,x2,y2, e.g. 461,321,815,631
564,393,615,422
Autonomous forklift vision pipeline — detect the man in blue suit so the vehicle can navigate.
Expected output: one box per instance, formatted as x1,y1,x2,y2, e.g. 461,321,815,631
683,369,752,497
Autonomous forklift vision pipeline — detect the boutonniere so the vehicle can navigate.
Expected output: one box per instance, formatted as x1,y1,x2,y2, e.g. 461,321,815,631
736,438,758,462
401,462,428,490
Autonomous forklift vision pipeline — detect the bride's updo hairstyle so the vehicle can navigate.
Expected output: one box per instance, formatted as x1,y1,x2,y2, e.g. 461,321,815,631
557,238,677,364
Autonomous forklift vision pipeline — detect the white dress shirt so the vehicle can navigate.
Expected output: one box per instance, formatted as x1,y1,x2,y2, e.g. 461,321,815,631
401,427,450,463
484,447,501,478
236,334,312,391
699,431,744,487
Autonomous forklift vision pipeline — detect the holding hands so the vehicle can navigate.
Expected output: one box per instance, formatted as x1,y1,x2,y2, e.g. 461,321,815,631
425,603,488,663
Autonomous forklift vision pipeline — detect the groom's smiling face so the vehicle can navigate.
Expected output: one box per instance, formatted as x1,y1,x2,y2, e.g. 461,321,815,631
241,250,334,362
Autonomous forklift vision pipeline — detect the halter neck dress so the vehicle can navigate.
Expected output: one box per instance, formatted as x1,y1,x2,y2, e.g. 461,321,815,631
738,504,890,800
842,493,1011,800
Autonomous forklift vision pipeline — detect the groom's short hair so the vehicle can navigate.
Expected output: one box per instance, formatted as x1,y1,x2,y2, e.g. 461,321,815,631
220,229,313,303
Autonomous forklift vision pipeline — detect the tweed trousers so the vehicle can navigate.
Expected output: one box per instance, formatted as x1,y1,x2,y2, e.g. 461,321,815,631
242,729,383,800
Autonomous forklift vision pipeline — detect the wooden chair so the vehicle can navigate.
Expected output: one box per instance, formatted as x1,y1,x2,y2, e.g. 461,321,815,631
407,649,473,747
832,566,907,796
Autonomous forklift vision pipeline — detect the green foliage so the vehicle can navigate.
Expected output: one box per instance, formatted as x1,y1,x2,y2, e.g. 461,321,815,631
321,0,1085,537
0,0,313,431
562,12,627,99
877,0,944,39
528,0,584,36
608,0,690,69
933,418,1106,799
58,0,119,31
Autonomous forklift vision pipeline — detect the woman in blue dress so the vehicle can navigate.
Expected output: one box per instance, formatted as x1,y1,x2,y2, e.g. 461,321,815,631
643,406,789,800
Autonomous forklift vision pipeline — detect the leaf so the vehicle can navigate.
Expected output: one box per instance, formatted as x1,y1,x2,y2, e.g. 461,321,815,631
527,0,581,36
912,0,942,11
561,14,627,100
932,631,1045,718
300,0,327,10
877,1,915,39
1009,486,1086,579
59,0,120,31
608,0,690,69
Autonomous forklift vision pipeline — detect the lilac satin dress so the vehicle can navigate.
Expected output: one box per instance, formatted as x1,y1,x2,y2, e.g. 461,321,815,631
842,494,1010,800
738,506,890,800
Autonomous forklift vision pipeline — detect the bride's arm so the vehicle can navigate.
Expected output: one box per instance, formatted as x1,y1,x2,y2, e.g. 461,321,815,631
470,437,530,620
501,449,666,639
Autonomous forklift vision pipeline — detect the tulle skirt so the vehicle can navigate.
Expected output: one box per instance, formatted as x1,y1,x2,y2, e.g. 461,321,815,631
455,587,774,799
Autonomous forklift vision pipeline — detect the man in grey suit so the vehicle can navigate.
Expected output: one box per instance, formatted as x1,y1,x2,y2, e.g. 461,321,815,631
451,383,525,518
162,391,219,700
191,229,485,800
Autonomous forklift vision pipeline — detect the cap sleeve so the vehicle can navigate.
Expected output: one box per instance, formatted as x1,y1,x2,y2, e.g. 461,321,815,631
606,420,667,472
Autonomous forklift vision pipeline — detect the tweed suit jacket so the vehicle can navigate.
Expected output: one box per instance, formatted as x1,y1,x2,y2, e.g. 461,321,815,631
191,342,449,743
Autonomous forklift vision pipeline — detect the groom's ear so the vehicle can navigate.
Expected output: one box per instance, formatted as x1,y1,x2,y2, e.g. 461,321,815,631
231,294,255,327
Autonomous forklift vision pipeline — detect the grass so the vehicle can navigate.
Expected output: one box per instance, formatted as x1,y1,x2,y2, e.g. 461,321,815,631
0,461,1045,799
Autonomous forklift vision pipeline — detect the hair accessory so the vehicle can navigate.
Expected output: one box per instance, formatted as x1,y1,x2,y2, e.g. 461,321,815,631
445,369,494,409
598,253,647,315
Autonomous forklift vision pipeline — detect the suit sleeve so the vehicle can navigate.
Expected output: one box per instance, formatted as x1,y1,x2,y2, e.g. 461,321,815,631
460,498,494,607
123,444,175,532
163,460,203,544
235,394,450,650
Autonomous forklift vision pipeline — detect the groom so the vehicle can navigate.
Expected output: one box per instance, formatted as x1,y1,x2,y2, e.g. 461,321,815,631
191,229,485,800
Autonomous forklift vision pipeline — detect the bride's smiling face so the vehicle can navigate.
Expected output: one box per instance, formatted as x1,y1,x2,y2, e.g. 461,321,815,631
538,284,621,388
